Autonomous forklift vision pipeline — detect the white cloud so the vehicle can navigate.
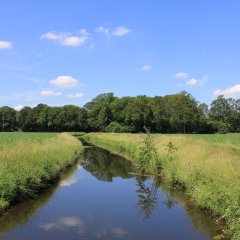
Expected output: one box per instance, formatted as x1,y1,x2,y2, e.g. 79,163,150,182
50,75,79,88
213,84,240,98
41,29,89,47
111,26,131,37
141,65,151,71
40,90,61,97
13,105,24,111
174,72,188,79
186,78,198,87
96,26,110,36
0,41,12,49
67,93,84,99
41,32,64,40
61,36,86,46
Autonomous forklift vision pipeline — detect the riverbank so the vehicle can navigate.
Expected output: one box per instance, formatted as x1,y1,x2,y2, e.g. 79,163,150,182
83,133,240,239
0,133,83,213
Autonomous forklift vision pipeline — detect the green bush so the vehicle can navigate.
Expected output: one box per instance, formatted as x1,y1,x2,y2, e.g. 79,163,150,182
105,122,134,133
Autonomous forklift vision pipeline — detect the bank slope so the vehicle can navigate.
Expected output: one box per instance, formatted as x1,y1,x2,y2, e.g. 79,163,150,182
83,132,240,240
0,133,83,213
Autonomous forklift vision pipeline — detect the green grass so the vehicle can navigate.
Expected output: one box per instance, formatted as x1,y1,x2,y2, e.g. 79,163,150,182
83,133,240,240
0,132,57,146
183,133,240,145
0,132,83,213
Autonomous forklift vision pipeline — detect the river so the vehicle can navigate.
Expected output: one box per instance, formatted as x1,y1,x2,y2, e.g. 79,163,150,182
0,144,224,240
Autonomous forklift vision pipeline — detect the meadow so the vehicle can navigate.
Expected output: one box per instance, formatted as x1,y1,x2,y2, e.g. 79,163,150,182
83,133,240,239
0,132,57,146
0,132,83,213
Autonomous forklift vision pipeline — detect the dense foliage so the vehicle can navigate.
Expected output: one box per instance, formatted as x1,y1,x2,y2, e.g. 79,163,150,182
1,92,239,133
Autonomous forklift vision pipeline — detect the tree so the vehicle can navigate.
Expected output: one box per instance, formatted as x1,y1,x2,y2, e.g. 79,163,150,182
0,107,17,131
84,93,115,131
209,95,240,132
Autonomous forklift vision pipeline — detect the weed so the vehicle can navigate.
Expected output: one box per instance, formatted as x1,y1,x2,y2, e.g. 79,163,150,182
166,141,178,161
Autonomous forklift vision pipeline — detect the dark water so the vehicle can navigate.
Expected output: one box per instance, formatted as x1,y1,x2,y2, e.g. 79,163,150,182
0,146,223,240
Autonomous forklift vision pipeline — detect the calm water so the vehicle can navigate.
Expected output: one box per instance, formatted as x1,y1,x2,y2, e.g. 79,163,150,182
0,145,223,240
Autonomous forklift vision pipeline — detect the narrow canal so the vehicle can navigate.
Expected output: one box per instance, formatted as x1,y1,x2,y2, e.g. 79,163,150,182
0,144,224,240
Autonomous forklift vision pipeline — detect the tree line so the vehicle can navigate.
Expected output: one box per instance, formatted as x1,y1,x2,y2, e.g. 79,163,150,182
0,91,239,133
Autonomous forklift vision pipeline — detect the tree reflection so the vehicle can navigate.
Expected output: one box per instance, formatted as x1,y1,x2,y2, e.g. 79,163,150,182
81,147,134,182
135,176,159,220
164,195,177,209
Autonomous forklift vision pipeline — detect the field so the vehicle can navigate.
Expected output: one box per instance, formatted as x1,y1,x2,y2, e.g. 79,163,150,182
0,132,83,213
0,132,57,145
83,133,240,239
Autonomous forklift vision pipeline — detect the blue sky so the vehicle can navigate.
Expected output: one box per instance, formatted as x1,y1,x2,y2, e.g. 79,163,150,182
0,0,240,110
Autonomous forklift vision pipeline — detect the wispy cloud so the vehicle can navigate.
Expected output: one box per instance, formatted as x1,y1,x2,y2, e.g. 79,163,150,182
50,75,79,88
96,25,131,38
40,90,61,97
41,29,89,47
0,41,12,49
186,78,198,87
13,74,45,84
140,65,151,72
213,84,240,98
177,74,208,87
0,91,39,102
67,93,84,99
174,72,188,79
95,26,110,37
111,26,131,37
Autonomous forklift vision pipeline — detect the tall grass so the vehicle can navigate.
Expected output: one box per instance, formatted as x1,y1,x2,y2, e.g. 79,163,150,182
0,133,83,213
83,132,240,239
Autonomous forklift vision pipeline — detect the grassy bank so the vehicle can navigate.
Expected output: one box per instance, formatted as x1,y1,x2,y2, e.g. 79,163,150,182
0,133,83,213
83,133,240,239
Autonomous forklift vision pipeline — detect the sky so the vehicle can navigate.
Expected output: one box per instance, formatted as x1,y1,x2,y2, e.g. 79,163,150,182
0,0,240,110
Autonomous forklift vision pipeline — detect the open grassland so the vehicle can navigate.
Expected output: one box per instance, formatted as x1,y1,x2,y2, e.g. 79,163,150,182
0,132,57,146
0,133,83,213
83,133,240,239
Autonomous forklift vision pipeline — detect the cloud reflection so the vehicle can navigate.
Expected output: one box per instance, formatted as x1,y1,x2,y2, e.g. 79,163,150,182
60,176,78,187
96,227,128,238
40,216,84,234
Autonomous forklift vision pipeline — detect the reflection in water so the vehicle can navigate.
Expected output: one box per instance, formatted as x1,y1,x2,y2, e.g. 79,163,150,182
0,163,79,238
81,146,133,182
164,194,177,209
95,227,128,239
60,175,78,187
0,145,226,240
40,216,85,234
135,176,158,220
0,186,56,238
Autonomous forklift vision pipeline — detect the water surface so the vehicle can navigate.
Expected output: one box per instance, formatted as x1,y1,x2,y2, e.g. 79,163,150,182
0,146,223,240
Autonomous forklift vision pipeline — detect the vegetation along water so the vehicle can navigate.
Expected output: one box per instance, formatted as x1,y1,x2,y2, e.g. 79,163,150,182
83,132,240,240
0,132,83,213
0,144,227,240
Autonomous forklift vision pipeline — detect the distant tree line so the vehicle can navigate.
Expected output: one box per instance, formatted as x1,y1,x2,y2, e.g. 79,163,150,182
0,91,239,133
